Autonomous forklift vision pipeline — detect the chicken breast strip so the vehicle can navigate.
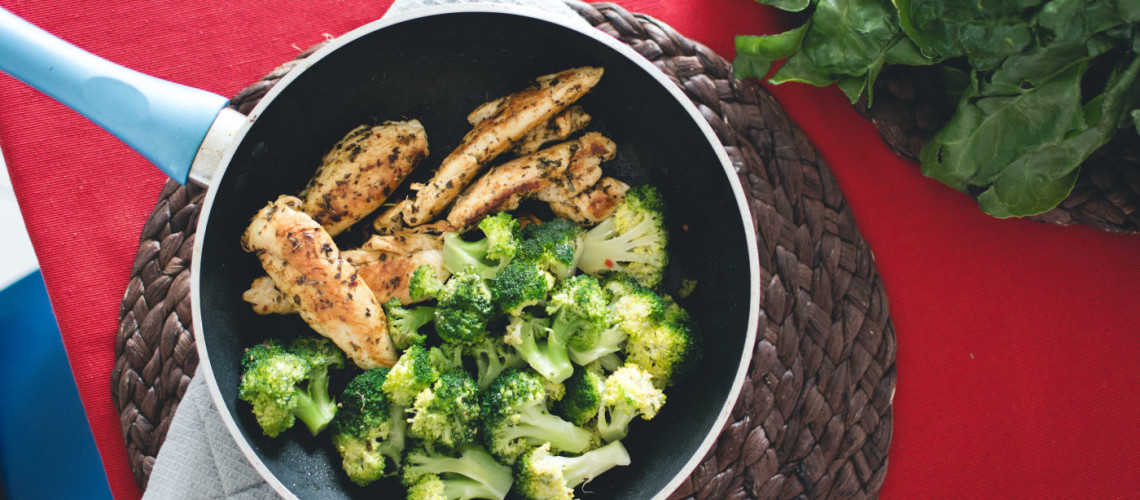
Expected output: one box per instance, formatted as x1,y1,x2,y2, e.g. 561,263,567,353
468,104,592,156
341,233,450,305
243,276,298,315
399,66,604,227
549,177,630,225
243,231,450,313
445,132,617,230
299,120,428,236
242,195,397,369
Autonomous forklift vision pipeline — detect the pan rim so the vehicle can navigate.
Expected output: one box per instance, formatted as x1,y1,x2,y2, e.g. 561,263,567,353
191,4,761,499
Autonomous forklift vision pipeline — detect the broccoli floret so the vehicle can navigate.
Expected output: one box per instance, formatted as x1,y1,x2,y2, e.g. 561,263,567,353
603,273,666,334
429,343,467,375
512,441,631,500
442,212,521,279
480,369,594,464
331,369,406,486
406,474,448,500
410,265,444,302
489,259,555,316
551,274,611,359
543,378,566,403
383,344,439,407
555,367,605,426
238,337,344,437
566,325,626,367
465,337,526,390
402,444,514,500
577,184,668,289
502,275,608,384
568,274,666,365
597,364,666,442
594,352,624,373
502,314,571,384
517,218,583,279
383,298,436,351
624,298,701,388
435,271,496,347
408,371,482,452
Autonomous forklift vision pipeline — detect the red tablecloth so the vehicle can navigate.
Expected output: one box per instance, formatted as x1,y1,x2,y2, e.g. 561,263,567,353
3,0,1139,498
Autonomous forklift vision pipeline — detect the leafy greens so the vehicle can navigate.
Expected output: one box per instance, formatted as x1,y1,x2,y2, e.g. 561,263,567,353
735,0,1140,218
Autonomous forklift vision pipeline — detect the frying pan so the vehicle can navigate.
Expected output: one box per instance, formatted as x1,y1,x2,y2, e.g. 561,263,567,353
1,4,760,499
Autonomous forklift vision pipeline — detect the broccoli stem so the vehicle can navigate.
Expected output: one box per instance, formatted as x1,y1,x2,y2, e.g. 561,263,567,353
598,406,637,443
378,403,407,465
292,371,337,435
505,405,593,454
555,440,631,488
514,321,574,383
441,477,504,500
567,326,625,366
407,446,513,500
443,234,500,277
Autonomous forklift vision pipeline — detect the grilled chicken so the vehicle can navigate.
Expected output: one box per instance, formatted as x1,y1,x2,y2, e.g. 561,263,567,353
244,230,449,313
243,276,298,315
397,67,604,227
300,121,428,236
549,177,629,224
469,105,592,156
242,195,397,369
446,132,617,230
341,232,450,305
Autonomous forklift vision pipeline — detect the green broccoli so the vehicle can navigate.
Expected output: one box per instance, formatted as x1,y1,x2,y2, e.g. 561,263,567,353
594,352,624,373
568,273,666,365
577,184,669,289
516,218,583,279
442,212,521,279
402,444,514,500
331,369,407,486
408,371,482,452
555,367,605,426
429,342,467,375
512,441,631,500
501,275,608,383
489,259,555,316
551,275,610,358
502,314,570,384
543,378,566,403
465,336,526,390
409,264,444,302
382,344,439,407
238,337,344,437
597,364,666,442
383,297,436,351
480,368,594,464
435,270,496,347
603,273,666,333
624,297,701,388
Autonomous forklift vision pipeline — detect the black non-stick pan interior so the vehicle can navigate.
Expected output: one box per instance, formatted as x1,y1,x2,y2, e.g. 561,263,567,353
198,9,754,499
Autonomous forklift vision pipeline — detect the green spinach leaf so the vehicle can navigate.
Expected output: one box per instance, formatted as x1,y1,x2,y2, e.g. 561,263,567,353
977,54,1140,216
897,0,1041,64
734,24,810,79
920,60,1089,192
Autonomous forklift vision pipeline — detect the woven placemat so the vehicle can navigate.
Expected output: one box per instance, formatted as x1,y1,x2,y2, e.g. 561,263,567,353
855,64,1140,234
112,3,898,498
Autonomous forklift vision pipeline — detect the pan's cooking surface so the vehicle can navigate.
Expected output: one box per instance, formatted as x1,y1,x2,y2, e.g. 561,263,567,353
197,10,753,499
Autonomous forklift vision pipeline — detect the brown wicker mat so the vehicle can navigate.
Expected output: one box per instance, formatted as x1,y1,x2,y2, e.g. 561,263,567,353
856,64,1140,234
113,3,898,498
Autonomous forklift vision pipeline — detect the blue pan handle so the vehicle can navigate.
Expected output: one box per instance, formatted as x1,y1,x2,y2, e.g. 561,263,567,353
0,7,229,184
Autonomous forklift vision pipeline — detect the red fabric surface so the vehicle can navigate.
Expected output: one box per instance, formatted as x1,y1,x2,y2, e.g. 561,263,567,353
1,0,1138,499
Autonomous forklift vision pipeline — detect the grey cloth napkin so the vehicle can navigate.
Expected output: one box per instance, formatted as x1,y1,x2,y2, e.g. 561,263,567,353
145,1,581,498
